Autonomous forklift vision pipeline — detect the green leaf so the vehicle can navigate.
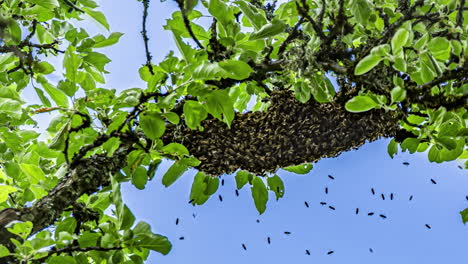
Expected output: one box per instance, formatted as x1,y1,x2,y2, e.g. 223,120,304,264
119,205,135,230
162,160,189,187
251,177,268,214
204,90,235,127
189,172,210,205
161,143,189,157
63,46,82,83
26,0,59,9
203,176,219,196
294,81,311,103
140,113,166,140
0,185,17,203
78,231,101,248
33,61,55,74
390,86,406,103
249,18,287,40
133,233,172,255
235,171,251,189
20,164,46,184
208,0,234,27
460,208,468,224
7,221,33,239
93,32,124,48
267,175,284,200
47,256,77,264
132,167,148,190
428,37,451,61
235,1,267,30
218,60,253,80
0,245,9,258
37,76,69,108
387,139,398,158
183,101,208,129
391,28,409,54
393,57,407,72
345,95,379,113
401,138,420,154
192,62,226,80
350,0,372,25
310,73,336,103
83,7,110,30
0,98,23,120
83,52,111,73
163,112,180,124
354,54,382,75
55,218,77,239
435,136,457,150
283,163,313,174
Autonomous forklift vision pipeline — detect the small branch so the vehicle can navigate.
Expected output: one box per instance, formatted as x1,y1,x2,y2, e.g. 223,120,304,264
278,17,304,57
457,0,466,28
141,0,154,75
62,0,84,13
295,0,326,40
318,0,326,26
415,62,468,91
175,0,204,50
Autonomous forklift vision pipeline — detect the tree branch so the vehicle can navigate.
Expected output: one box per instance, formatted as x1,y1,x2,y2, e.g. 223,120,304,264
141,0,154,75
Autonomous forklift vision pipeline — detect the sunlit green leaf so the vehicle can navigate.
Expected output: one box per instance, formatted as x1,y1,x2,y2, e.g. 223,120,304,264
251,176,268,214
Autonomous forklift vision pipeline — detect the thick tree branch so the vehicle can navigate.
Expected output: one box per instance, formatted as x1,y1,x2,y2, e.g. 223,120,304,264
0,147,130,255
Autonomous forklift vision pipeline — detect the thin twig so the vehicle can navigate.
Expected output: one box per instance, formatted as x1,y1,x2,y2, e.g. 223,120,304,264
62,0,84,13
457,0,466,28
295,0,326,40
278,17,304,57
141,0,154,75
175,0,204,49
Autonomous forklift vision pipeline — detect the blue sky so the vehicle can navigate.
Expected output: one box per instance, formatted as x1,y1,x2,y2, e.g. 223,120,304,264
65,1,468,263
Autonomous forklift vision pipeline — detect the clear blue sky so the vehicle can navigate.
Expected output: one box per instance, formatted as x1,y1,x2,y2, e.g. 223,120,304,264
83,1,467,263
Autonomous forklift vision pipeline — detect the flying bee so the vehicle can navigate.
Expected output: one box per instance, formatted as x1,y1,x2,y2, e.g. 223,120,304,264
320,202,327,206
304,201,309,208
306,249,310,255
425,224,431,229
219,195,223,202
256,219,260,223
284,231,291,235
379,214,387,219
176,218,179,225
325,187,328,194
328,175,334,180
327,250,334,255
267,237,271,244
390,193,394,200
188,199,194,204
409,195,413,201
235,190,239,196
369,248,373,253
328,206,335,210
381,194,385,200
403,162,410,166
179,236,184,240
431,179,437,184
371,188,375,195
368,212,374,216
242,243,247,250
221,179,225,186
466,196,468,201
355,208,359,215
